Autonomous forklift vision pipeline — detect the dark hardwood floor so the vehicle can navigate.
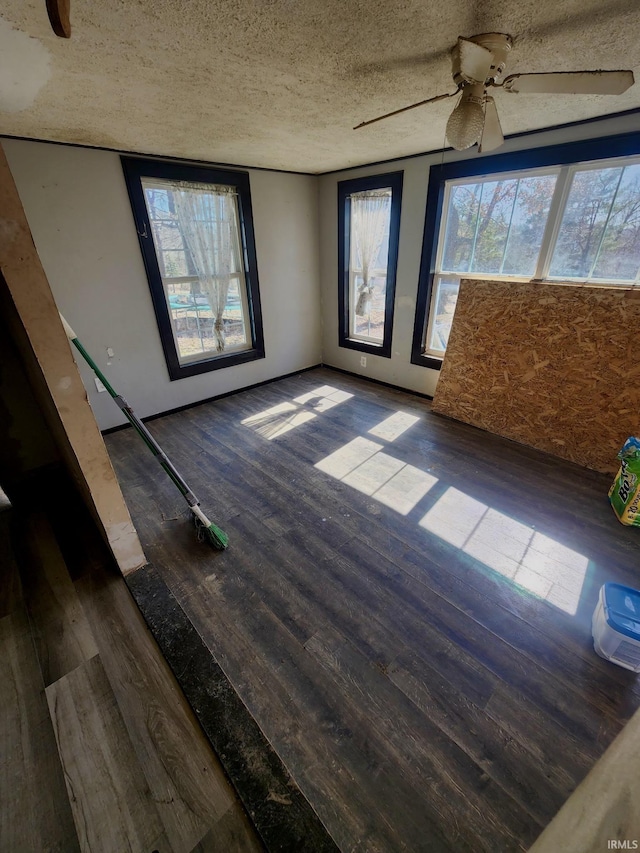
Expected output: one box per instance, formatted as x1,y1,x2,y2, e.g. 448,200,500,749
105,367,640,853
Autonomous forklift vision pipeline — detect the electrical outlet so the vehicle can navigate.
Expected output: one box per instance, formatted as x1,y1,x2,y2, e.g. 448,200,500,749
95,377,107,393
360,356,367,367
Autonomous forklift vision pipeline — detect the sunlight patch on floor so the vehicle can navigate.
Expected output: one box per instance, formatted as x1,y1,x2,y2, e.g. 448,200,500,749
368,411,420,442
316,436,437,515
241,401,317,440
241,385,353,439
420,487,588,614
293,385,354,411
276,399,590,614
315,436,382,479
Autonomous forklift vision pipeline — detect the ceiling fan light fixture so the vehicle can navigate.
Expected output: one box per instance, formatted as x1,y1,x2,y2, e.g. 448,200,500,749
355,30,633,158
446,85,485,150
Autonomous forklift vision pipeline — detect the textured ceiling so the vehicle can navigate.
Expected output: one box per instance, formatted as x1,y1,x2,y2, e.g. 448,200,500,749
1,0,639,173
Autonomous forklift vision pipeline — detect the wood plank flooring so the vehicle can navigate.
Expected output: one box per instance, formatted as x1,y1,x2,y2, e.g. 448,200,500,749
0,485,262,853
105,367,640,853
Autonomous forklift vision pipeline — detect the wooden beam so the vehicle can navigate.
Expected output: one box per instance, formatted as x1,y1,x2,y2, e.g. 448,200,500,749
46,0,71,38
0,142,146,574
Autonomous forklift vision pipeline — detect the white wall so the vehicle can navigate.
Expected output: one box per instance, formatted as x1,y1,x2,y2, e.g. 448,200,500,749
4,139,322,429
318,111,640,398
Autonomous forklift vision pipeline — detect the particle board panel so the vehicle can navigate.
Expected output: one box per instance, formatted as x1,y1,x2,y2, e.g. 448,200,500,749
431,280,640,474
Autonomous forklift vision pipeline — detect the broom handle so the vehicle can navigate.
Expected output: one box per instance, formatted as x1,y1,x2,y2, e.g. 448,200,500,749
60,315,199,507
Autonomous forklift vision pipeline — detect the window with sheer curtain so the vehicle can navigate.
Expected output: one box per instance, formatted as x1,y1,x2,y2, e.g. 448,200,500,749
338,172,403,358
122,158,264,380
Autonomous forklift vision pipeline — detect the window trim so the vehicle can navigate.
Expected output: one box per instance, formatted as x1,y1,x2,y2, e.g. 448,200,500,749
121,156,265,381
338,171,403,358
411,131,640,370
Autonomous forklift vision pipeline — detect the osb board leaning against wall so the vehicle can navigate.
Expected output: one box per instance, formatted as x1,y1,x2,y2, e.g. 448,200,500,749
432,280,640,475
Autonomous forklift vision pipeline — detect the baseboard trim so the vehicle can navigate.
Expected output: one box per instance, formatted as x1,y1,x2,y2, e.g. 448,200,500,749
101,363,433,436
101,364,323,435
321,364,434,401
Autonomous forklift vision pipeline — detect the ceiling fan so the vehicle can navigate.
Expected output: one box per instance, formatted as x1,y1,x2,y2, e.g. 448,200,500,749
354,33,635,153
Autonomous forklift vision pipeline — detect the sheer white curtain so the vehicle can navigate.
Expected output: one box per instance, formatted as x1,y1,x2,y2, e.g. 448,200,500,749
172,181,237,352
351,190,391,316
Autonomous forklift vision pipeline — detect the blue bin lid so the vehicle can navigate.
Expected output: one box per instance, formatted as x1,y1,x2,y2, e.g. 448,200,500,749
603,583,640,640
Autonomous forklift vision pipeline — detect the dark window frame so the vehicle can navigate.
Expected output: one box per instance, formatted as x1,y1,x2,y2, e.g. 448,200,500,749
338,171,403,358
121,156,265,381
411,131,640,371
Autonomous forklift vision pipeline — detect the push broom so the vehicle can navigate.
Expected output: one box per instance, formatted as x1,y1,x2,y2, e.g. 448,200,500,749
60,314,229,550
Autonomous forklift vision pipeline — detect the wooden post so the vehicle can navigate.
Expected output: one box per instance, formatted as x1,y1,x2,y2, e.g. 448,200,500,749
0,142,146,574
46,0,71,38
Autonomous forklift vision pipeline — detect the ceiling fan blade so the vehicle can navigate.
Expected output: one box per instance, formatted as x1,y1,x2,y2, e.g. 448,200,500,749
502,70,635,95
478,96,503,153
454,37,494,85
354,91,457,130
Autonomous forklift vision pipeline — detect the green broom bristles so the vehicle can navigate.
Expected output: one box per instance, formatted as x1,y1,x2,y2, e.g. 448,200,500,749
205,522,229,550
193,512,229,550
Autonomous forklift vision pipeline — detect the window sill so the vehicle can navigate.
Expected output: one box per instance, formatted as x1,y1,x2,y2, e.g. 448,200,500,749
339,338,391,359
168,345,265,381
410,352,443,371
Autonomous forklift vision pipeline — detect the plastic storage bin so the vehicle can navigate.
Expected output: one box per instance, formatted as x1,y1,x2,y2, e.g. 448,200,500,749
592,583,640,672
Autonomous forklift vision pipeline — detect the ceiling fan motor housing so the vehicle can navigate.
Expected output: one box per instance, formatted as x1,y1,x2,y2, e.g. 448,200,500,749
451,32,513,87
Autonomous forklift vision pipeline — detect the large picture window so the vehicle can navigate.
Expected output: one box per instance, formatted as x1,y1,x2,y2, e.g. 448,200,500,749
412,133,640,369
338,172,403,358
122,157,264,380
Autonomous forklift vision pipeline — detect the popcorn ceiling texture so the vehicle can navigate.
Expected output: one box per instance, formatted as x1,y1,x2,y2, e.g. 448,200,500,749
0,0,639,172
432,280,640,475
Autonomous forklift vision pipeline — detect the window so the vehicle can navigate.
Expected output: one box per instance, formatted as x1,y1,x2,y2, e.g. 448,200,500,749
338,172,403,358
122,157,264,380
549,162,640,281
412,133,640,369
